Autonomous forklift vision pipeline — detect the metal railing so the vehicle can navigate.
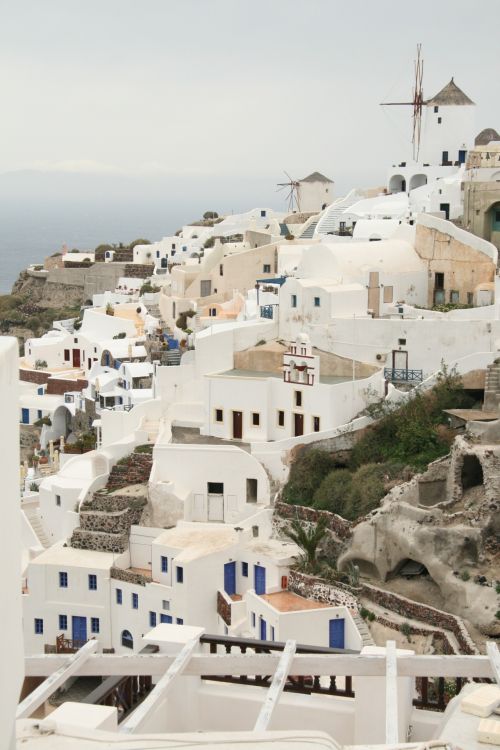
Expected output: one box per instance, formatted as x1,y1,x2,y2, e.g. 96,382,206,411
384,368,423,383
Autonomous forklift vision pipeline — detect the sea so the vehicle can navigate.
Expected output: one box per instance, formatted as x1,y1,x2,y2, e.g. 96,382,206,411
0,170,277,294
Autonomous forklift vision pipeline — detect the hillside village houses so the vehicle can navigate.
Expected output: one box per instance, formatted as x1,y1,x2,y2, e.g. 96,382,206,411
17,73,500,681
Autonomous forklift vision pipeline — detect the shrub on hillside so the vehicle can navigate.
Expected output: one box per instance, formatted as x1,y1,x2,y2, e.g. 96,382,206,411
282,449,336,505
313,468,353,516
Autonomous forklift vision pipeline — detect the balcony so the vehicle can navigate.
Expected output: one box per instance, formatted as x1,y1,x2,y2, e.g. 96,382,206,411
384,368,423,383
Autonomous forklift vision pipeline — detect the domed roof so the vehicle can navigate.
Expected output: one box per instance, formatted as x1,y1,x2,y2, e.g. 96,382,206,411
426,78,474,106
475,128,500,146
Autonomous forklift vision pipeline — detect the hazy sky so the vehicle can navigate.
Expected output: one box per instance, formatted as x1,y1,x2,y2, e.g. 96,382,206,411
1,0,500,197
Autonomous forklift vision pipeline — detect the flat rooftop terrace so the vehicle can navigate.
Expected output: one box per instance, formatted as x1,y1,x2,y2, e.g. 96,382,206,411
215,368,361,384
260,591,330,612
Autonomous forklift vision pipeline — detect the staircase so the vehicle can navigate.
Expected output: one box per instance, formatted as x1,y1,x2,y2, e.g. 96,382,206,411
143,300,165,326
483,360,500,412
315,190,362,235
352,612,375,648
166,349,181,366
299,218,319,239
24,506,50,548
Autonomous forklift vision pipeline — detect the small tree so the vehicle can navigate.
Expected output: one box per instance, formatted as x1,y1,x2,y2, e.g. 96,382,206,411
284,517,328,570
203,211,219,220
105,303,114,316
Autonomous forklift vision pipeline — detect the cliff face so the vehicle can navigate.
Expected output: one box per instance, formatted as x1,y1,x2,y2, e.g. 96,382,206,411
11,270,84,308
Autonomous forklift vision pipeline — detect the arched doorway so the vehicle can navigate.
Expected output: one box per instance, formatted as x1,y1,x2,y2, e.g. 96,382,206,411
409,173,428,190
486,201,500,245
121,630,133,649
389,174,406,193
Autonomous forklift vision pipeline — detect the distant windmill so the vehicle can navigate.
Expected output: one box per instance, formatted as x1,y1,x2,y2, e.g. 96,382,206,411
276,171,301,212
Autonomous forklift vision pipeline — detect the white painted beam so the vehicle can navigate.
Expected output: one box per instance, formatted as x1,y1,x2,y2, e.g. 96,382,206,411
120,637,199,734
23,652,494,679
254,640,296,732
17,640,98,719
385,640,398,745
486,641,500,686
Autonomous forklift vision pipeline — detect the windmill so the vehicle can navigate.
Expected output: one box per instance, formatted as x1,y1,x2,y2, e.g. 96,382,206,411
276,171,301,212
380,44,425,162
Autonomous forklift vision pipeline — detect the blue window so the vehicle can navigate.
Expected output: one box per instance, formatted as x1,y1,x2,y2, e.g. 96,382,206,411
176,618,184,625
156,250,160,258
251,612,256,628
149,611,157,627
116,588,122,604
160,614,172,624
59,615,67,630
242,562,248,577
132,593,139,609
37,387,44,395
260,210,266,217
34,618,43,634
161,556,168,573
88,574,97,590
314,297,320,307
59,571,68,588
176,566,183,584
291,294,297,308
91,617,100,634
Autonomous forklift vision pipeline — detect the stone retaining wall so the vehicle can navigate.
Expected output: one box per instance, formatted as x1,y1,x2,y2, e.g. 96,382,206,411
288,570,359,610
111,567,150,587
71,528,129,553
274,502,352,541
46,377,88,395
359,583,478,654
20,369,49,384
106,453,153,491
373,614,455,654
124,263,154,278
217,591,231,626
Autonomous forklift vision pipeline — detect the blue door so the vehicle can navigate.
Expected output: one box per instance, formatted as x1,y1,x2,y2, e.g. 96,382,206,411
160,614,172,624
22,408,30,424
329,618,345,649
224,562,236,596
72,616,87,645
259,616,267,640
254,565,266,595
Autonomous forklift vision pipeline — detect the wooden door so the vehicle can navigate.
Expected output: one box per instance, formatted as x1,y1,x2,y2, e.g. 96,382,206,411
72,349,81,368
294,412,304,437
232,410,242,439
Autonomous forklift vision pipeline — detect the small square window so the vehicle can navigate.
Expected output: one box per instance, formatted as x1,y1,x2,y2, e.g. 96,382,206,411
277,410,285,427
215,408,223,423
59,571,68,588
252,412,260,426
263,264,271,273
242,562,248,577
91,617,100,634
434,105,439,113
132,593,139,609
176,566,184,583
437,117,442,124
55,495,61,507
116,588,122,604
149,611,157,627
291,294,297,308
314,297,320,307
74,338,78,344
398,338,406,346
34,618,43,634
176,617,184,624
88,574,97,591
161,556,168,573
295,391,302,407
162,600,170,610
313,416,320,432
59,614,67,630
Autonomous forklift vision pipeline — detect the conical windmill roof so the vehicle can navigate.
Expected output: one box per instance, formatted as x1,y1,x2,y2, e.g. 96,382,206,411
426,78,474,106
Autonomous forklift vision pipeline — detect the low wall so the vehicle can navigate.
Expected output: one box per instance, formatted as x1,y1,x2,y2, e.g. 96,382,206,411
359,583,478,654
274,502,352,541
373,614,455,654
288,570,358,610
20,369,49,385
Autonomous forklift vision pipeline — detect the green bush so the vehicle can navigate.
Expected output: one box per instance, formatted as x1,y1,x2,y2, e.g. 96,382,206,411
400,622,412,640
460,570,470,582
313,469,353,516
203,211,219,220
204,236,215,249
134,444,154,454
282,450,336,505
34,359,48,370
113,332,127,339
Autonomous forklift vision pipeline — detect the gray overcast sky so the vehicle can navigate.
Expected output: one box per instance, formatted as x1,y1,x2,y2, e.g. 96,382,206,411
1,0,500,193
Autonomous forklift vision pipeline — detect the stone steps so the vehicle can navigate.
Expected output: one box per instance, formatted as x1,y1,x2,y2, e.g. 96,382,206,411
24,507,50,548
352,614,375,647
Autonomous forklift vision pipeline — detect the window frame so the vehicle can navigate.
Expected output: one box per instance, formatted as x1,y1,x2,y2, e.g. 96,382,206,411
312,416,321,432
161,556,168,573
132,592,139,609
277,410,285,428
149,611,157,627
176,566,184,584
214,407,224,423
34,618,44,635
59,571,68,588
88,574,97,591
242,562,248,577
251,412,260,427
291,294,297,308
91,617,100,634
295,391,302,407
116,588,122,605
314,296,320,307
59,614,67,630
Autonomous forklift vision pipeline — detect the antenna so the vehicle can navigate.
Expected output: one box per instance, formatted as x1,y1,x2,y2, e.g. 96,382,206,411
380,44,425,162
276,171,301,212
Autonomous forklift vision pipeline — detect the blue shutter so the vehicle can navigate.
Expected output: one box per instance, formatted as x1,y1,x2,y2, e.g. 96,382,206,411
259,616,267,640
72,616,87,644
160,614,172,624
254,565,266,595
22,408,30,424
224,561,236,596
329,618,345,649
